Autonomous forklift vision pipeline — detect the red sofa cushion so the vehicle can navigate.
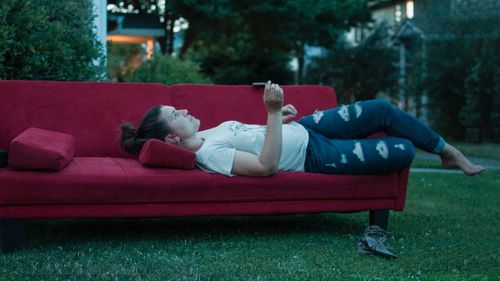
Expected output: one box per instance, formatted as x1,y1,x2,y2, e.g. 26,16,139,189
138,139,195,169
0,157,399,206
8,127,75,170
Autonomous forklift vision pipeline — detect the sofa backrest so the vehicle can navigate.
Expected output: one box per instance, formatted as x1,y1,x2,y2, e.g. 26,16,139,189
0,80,337,157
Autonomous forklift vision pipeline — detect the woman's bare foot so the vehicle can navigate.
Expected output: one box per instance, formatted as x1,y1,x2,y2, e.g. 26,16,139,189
439,143,486,176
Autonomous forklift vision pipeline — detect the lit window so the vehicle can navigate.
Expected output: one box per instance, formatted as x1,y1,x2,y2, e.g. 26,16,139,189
406,1,414,19
395,5,402,23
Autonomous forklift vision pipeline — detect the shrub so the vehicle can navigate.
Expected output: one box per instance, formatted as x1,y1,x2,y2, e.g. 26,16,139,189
0,0,105,81
305,23,397,103
490,67,500,142
107,43,146,82
127,55,212,85
460,63,482,143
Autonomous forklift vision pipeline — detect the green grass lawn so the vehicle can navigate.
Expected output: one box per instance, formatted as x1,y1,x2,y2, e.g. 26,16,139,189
412,142,500,170
449,142,500,161
1,170,499,280
411,158,444,169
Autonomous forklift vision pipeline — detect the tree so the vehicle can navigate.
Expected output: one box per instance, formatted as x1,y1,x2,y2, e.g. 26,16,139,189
172,0,372,84
0,0,105,81
107,0,180,55
460,62,482,143
305,23,397,103
423,8,500,141
491,66,500,142
127,54,212,84
107,43,146,82
183,17,295,84
108,1,372,84
271,0,372,84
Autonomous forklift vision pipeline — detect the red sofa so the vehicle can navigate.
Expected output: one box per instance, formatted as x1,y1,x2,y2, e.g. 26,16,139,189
0,80,409,252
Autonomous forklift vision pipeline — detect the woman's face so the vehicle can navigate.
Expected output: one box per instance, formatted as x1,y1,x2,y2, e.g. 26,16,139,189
160,105,200,139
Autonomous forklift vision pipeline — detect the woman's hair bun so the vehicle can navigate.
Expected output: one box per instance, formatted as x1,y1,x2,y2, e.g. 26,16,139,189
120,122,141,154
121,122,137,138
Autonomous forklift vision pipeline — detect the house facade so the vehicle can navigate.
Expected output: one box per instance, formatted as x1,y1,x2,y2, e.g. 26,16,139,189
347,0,414,44
347,0,499,120
92,0,174,61
92,0,108,64
107,12,165,58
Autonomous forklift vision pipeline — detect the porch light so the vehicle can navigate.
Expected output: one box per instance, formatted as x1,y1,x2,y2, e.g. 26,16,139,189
407,1,414,19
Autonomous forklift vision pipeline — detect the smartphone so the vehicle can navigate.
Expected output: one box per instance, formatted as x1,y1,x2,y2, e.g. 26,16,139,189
252,82,267,86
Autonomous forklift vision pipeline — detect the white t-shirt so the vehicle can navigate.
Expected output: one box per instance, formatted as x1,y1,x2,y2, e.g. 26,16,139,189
195,121,309,176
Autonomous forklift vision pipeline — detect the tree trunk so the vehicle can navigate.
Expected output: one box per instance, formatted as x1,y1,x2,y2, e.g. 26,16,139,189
297,42,305,85
179,25,198,57
165,11,175,56
159,36,167,55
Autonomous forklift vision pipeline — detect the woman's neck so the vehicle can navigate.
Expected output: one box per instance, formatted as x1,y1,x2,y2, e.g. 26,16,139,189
180,135,204,152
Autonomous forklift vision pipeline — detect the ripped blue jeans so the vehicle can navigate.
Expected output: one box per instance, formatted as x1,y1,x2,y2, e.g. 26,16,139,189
297,100,445,174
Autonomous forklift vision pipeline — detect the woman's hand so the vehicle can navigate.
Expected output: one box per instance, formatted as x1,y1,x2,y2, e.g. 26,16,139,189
264,81,283,114
282,104,297,123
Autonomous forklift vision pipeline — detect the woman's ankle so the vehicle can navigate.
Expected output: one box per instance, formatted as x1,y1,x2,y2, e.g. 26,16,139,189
433,137,447,154
439,142,452,156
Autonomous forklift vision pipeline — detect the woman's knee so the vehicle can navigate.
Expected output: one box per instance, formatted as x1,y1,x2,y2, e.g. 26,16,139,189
406,141,416,159
369,99,393,111
396,140,416,165
363,100,395,119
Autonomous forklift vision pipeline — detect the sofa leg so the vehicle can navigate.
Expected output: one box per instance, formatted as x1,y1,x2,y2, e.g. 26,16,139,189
2,219,21,253
369,210,389,230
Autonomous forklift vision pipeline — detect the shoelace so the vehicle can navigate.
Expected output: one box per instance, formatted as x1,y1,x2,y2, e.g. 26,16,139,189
357,225,397,258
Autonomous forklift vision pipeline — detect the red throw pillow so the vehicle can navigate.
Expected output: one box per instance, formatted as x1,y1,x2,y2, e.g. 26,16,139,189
9,127,75,170
138,139,195,169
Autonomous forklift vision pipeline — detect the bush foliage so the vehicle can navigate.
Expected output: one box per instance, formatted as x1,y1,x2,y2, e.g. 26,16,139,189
305,23,397,103
107,43,146,82
423,21,500,142
126,55,212,85
0,0,104,81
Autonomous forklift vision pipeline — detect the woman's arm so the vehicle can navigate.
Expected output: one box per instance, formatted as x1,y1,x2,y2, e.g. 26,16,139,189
231,81,284,176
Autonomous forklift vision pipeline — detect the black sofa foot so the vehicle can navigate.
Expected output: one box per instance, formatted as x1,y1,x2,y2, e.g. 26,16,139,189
369,210,389,230
2,219,21,253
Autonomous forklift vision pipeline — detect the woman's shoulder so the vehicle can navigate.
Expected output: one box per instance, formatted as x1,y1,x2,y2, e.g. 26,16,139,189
198,121,239,135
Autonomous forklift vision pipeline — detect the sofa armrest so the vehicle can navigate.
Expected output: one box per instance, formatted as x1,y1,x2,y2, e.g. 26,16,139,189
394,168,410,211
